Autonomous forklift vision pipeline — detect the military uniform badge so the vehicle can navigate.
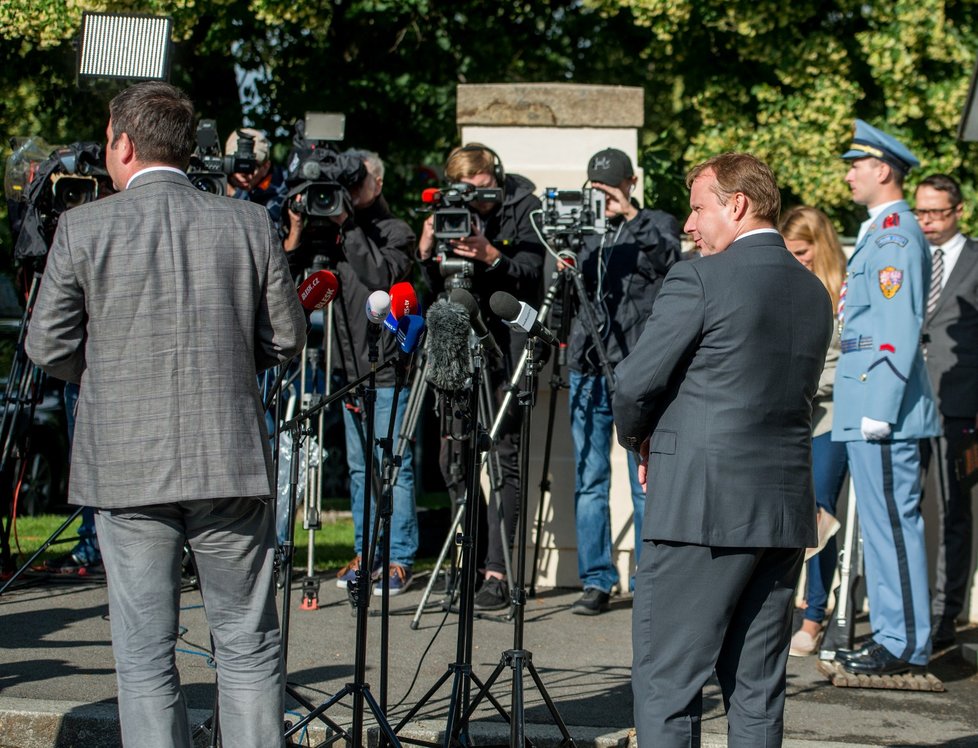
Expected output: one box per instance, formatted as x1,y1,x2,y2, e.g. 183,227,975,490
879,266,904,298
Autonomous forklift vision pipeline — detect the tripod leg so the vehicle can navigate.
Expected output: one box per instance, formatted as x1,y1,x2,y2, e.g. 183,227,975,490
526,660,576,746
411,500,466,629
0,506,84,595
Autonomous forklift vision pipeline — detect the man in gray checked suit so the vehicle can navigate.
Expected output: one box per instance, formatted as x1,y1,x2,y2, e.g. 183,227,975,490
613,153,831,747
26,82,306,748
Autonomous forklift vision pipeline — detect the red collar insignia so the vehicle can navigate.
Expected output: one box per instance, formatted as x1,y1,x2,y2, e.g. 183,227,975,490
883,212,900,228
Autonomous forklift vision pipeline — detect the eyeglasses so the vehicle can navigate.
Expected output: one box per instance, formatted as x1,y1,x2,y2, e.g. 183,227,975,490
913,206,957,220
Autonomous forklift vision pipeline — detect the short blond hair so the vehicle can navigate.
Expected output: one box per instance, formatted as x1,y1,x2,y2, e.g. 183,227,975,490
686,152,781,225
445,143,497,182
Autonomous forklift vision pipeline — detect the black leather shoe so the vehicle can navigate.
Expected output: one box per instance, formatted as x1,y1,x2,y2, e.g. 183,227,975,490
841,642,918,676
932,616,957,649
834,641,877,665
571,588,610,616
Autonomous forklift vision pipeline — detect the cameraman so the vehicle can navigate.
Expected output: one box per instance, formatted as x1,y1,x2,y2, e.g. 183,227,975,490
419,143,545,610
564,148,680,615
224,128,289,226
287,149,419,595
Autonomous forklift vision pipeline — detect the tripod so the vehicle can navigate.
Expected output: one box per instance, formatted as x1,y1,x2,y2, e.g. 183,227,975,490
457,334,576,748
410,343,516,628
283,332,401,747
526,250,618,596
819,481,864,660
394,337,516,747
0,272,81,592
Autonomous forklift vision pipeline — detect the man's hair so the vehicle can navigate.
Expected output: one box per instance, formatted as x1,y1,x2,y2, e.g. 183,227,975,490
917,173,962,207
445,144,497,182
109,82,195,168
346,148,384,181
685,152,781,224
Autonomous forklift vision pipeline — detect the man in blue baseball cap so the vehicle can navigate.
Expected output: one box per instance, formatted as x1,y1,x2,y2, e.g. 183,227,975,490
831,119,940,675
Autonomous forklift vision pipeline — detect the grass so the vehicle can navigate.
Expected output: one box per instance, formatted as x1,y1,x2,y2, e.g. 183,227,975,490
8,497,448,573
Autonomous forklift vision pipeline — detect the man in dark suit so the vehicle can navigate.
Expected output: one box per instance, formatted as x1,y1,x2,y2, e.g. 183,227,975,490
916,173,978,649
613,153,832,747
26,82,306,747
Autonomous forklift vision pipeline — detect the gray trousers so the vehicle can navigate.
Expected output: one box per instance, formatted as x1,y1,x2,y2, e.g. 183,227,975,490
632,541,802,748
95,496,284,748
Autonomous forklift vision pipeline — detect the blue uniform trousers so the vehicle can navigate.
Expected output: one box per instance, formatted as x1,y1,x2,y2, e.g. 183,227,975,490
846,439,931,664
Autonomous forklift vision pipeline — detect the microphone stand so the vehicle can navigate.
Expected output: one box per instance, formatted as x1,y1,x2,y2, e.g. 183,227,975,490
394,338,513,747
456,333,576,747
283,331,401,748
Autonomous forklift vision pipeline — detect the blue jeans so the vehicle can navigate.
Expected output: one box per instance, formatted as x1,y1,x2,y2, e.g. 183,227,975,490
803,432,848,623
569,371,645,593
343,386,418,567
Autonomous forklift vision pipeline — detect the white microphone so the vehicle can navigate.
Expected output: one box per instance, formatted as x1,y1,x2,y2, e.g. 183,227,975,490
366,290,391,325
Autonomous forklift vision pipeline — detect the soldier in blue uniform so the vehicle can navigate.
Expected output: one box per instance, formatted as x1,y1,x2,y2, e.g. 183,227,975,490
832,120,941,675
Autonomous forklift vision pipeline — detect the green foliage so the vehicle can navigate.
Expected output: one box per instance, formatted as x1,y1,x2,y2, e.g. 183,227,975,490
2,0,978,247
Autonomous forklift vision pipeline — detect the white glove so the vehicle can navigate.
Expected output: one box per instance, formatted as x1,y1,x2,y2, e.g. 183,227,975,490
860,416,892,441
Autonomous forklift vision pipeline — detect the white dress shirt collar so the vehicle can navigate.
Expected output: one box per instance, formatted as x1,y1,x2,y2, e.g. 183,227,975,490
126,166,188,190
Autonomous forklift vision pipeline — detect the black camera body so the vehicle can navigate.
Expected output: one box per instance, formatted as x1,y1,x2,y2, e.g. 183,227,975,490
186,120,261,195
284,117,363,221
541,187,607,237
8,139,113,264
425,182,503,240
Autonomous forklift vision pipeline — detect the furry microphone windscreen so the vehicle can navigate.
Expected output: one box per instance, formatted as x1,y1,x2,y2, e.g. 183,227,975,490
424,298,471,392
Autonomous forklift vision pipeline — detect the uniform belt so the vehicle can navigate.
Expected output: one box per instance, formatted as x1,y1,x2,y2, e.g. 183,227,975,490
840,336,873,353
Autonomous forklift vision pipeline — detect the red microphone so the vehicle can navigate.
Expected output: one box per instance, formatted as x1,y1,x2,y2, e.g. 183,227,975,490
384,282,419,333
421,188,442,204
297,270,339,311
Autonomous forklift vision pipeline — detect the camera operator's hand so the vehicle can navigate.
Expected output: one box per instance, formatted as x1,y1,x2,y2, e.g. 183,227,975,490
450,223,501,266
593,181,638,222
418,215,436,260
283,207,303,253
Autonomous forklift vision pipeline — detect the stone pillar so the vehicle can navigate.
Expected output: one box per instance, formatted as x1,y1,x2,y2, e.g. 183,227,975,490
458,83,644,590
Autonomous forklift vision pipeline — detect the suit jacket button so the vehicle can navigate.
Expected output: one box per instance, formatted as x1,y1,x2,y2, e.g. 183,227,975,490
859,373,868,382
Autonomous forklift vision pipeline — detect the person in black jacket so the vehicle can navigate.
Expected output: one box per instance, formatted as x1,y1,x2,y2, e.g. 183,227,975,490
564,148,681,614
287,149,419,595
419,143,545,610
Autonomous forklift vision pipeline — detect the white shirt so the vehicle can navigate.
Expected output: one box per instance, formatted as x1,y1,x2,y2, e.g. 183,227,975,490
125,166,187,190
930,232,966,289
857,200,901,244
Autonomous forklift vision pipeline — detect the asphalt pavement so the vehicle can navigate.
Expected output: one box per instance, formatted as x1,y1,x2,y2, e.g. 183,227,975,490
1,567,977,747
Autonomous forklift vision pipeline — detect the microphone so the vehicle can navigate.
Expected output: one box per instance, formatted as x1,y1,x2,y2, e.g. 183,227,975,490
449,288,502,361
421,187,442,204
396,314,426,354
489,291,559,347
384,281,419,334
298,270,339,311
424,298,471,392
365,290,391,325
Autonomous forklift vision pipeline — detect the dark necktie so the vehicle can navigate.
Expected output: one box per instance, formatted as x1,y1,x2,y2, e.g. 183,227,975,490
928,247,944,316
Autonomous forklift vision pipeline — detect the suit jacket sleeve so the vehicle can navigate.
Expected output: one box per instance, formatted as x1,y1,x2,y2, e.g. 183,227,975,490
613,261,705,450
256,212,307,372
864,237,926,424
25,217,87,383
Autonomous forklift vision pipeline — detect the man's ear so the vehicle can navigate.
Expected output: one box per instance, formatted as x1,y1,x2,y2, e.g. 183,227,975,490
118,132,137,165
731,191,750,221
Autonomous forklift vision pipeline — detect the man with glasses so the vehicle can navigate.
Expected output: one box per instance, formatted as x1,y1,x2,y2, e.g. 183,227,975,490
832,120,940,676
915,174,978,650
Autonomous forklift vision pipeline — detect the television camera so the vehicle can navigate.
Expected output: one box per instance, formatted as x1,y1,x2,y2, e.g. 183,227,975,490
6,138,113,268
420,182,503,289
284,113,362,222
186,120,261,195
539,187,607,252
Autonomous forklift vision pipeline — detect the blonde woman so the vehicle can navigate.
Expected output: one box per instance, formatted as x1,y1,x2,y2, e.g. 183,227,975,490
780,206,848,656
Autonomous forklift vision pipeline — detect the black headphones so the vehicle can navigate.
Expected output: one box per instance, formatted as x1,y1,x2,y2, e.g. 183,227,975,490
458,143,505,187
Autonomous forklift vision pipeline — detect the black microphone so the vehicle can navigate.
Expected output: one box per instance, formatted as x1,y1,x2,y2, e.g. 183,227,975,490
449,288,503,361
424,298,471,392
489,291,559,347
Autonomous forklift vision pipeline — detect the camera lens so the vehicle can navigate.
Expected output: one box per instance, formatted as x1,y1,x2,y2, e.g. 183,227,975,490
308,186,339,215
